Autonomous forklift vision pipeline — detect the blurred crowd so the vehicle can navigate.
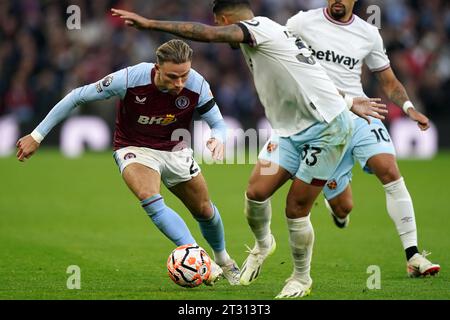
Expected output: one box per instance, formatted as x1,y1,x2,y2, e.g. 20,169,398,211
0,0,449,135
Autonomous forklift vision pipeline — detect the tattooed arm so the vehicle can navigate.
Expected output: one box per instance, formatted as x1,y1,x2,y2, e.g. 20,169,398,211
375,67,410,107
375,67,430,130
111,9,245,43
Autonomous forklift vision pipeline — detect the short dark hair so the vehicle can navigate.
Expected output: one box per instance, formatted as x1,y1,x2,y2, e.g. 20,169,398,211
212,0,251,14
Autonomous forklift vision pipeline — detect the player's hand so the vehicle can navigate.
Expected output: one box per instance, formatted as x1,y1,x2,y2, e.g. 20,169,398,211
111,8,151,29
350,97,388,124
206,138,224,161
16,135,40,162
407,108,430,131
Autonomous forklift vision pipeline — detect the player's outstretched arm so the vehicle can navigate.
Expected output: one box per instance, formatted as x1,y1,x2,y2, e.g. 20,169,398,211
375,67,430,131
111,9,245,43
350,97,388,124
16,69,127,162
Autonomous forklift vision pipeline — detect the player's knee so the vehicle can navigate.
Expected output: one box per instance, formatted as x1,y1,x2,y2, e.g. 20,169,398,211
369,158,401,184
332,199,353,218
136,190,159,201
246,186,271,202
285,197,310,218
376,165,401,184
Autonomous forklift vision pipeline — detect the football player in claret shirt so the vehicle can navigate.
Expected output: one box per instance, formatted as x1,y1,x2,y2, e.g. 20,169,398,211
287,0,440,278
16,39,241,286
111,0,388,298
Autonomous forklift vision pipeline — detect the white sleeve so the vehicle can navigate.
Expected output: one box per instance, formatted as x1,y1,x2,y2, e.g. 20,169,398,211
286,11,305,38
365,29,391,72
237,19,269,47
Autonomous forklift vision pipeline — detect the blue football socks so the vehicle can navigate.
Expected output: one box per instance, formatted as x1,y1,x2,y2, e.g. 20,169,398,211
196,203,226,253
141,194,195,246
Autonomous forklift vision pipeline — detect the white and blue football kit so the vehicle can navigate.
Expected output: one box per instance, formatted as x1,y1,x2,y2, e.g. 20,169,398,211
287,8,396,198
235,15,355,295
285,9,441,277
237,17,353,186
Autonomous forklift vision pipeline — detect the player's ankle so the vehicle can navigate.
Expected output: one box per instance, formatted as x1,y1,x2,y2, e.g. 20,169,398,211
256,234,272,250
405,246,419,261
290,273,312,285
214,250,231,266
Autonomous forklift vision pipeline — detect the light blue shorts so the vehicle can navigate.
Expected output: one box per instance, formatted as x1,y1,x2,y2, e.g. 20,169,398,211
323,117,396,200
259,110,353,185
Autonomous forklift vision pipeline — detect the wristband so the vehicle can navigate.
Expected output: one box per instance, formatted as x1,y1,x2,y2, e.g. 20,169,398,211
30,130,44,143
402,101,414,114
344,95,353,110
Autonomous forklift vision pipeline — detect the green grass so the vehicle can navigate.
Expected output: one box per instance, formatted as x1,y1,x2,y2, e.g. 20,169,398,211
0,150,449,300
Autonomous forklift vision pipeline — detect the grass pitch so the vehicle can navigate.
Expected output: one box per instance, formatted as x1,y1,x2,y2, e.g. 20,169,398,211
0,150,449,300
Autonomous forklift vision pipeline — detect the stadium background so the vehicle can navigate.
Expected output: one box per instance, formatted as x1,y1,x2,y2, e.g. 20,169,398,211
1,0,449,301
0,0,449,156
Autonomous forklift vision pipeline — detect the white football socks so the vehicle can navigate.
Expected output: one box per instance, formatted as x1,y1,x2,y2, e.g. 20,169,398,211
214,250,232,266
384,177,418,250
245,194,272,250
287,215,314,284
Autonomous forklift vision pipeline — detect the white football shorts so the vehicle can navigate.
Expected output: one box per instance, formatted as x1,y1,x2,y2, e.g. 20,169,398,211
113,146,201,188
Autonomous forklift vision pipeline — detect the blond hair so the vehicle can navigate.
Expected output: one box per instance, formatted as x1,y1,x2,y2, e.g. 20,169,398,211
156,39,193,65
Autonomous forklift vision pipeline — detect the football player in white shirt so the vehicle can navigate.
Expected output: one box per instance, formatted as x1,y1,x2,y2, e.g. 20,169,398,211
286,0,440,278
111,0,387,298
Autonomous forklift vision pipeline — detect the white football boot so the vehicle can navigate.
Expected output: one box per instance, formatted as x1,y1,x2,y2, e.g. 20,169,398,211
239,234,276,285
220,259,241,286
407,251,440,277
275,276,312,299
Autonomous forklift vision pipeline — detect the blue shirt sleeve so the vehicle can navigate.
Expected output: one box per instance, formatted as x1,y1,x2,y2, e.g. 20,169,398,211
197,78,215,108
194,78,227,144
34,68,128,138
126,62,154,88
200,104,227,144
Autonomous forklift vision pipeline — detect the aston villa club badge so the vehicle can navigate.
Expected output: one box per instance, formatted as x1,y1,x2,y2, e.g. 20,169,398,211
175,96,190,109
